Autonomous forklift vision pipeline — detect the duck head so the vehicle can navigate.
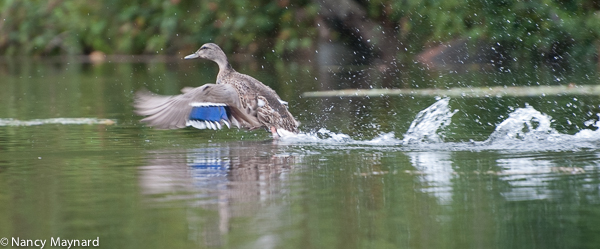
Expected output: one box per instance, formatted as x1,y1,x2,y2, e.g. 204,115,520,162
184,43,229,69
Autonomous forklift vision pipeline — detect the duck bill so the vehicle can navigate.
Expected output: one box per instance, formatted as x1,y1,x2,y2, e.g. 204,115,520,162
184,53,199,60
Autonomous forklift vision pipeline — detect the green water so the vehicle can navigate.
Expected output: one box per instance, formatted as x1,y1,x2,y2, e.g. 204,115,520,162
1,58,600,249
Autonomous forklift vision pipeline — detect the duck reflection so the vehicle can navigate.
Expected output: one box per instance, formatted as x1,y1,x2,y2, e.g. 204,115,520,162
138,140,296,247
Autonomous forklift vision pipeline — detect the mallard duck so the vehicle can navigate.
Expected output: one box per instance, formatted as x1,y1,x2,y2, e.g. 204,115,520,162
134,43,299,137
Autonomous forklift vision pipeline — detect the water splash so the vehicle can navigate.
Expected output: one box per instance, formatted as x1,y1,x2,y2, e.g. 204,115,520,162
574,114,600,139
476,105,599,151
279,98,456,146
401,97,458,144
0,118,116,126
484,104,558,143
280,98,600,152
278,128,351,143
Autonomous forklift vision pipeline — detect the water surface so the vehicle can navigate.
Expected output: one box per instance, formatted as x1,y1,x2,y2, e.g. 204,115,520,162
1,58,600,248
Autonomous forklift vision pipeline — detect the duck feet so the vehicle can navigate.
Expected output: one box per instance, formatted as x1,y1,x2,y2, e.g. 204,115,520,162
270,126,279,139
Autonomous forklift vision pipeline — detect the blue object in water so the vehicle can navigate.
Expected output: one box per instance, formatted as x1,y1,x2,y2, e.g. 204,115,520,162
189,105,229,122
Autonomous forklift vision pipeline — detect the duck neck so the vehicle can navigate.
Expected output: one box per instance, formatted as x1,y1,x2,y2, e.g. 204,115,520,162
215,59,231,71
216,62,234,84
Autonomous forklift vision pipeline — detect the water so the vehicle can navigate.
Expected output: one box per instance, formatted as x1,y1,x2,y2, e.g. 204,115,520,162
1,58,600,248
281,97,600,152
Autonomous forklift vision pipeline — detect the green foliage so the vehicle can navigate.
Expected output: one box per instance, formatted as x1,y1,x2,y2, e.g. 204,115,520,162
1,0,600,63
362,0,600,62
0,0,317,55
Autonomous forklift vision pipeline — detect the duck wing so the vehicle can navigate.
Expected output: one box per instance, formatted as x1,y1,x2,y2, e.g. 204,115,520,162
134,84,261,130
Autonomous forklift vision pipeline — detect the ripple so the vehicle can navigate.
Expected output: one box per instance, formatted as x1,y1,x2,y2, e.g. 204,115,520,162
0,118,116,126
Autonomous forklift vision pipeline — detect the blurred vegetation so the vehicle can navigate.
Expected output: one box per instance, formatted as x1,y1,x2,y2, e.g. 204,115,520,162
365,0,600,64
0,0,317,56
1,0,600,65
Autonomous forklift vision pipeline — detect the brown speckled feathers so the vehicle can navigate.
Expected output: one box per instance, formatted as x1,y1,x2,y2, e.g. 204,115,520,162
134,43,299,136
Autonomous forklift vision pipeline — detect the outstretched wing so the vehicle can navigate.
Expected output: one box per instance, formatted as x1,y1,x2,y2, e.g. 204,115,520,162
134,84,260,130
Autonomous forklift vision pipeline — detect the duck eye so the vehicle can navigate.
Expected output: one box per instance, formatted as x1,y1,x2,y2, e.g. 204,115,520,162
200,46,207,50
